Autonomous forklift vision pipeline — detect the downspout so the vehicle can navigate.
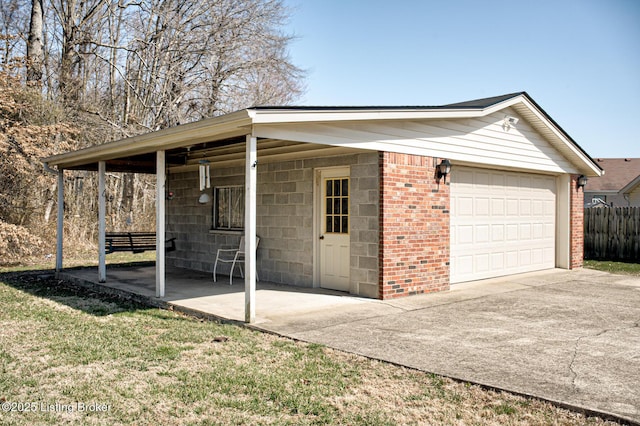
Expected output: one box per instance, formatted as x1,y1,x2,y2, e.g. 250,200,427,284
43,162,64,274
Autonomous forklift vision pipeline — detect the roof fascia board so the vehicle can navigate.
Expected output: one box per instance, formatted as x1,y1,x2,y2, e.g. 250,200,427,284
516,96,602,177
44,110,252,168
621,175,640,194
248,94,524,125
250,108,487,124
584,189,619,194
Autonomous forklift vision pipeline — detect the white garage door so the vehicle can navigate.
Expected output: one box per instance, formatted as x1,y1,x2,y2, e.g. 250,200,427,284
450,167,556,284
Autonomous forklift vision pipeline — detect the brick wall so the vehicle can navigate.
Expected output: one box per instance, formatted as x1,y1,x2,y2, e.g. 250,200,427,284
570,174,584,268
378,152,450,299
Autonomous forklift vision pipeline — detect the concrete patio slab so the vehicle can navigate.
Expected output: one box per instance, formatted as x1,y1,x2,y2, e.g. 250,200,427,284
60,266,640,424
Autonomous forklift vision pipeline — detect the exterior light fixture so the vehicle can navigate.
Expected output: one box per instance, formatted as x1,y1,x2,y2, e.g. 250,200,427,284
503,115,519,130
577,175,588,190
437,159,452,184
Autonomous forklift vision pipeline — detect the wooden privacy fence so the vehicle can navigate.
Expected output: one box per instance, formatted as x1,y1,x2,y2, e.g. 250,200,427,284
584,207,640,261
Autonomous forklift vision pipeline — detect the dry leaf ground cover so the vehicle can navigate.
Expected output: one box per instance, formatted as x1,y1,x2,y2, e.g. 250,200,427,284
0,271,621,425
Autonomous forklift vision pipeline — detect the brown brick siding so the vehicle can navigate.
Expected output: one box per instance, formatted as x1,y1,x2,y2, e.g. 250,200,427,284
570,174,585,268
378,152,450,299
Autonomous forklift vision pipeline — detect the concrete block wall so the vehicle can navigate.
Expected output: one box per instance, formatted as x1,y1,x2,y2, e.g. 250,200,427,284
257,158,313,286
165,151,379,296
349,154,381,298
165,166,244,275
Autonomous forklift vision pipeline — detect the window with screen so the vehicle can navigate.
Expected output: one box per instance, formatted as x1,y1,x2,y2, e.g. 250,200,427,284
214,186,244,230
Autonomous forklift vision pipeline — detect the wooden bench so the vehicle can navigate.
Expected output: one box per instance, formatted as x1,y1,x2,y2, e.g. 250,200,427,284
105,232,176,254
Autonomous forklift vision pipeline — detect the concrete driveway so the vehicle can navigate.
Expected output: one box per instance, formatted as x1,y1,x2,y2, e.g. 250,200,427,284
257,268,640,423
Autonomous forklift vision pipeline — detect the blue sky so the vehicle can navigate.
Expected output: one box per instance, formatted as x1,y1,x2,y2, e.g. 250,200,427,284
283,0,640,158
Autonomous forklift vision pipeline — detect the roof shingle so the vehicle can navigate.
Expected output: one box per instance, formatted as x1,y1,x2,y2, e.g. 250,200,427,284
585,158,640,191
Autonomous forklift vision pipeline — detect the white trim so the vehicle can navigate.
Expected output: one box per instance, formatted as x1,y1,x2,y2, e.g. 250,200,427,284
250,108,488,124
156,151,166,298
514,98,602,177
55,170,64,274
244,135,258,323
555,174,571,269
98,161,106,283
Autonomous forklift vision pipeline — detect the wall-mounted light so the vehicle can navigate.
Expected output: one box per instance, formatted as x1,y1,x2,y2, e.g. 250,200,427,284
577,175,588,190
198,193,211,204
437,158,452,184
503,115,519,130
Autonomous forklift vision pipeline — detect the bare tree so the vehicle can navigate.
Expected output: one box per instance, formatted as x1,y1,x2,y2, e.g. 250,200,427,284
0,0,28,69
26,0,44,84
120,0,304,130
1,0,305,259
49,0,110,103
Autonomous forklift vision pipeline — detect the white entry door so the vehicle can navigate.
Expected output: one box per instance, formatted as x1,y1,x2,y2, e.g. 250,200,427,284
318,168,350,292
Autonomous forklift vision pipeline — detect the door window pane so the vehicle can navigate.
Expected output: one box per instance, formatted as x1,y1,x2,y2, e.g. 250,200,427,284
324,177,349,234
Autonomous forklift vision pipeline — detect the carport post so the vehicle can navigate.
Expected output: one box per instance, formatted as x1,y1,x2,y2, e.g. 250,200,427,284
156,150,166,298
245,134,257,323
98,161,106,283
55,169,64,274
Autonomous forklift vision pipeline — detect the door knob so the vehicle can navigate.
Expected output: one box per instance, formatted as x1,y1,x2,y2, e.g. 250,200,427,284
319,235,324,240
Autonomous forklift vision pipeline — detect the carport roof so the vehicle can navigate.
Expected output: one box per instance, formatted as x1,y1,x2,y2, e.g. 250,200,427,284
42,92,603,176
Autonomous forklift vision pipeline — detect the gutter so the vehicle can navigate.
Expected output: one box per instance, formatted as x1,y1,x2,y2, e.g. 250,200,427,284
43,162,58,175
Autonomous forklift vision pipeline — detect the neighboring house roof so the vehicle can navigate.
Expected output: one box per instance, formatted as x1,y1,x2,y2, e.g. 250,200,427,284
584,158,640,193
42,92,603,177
621,174,640,194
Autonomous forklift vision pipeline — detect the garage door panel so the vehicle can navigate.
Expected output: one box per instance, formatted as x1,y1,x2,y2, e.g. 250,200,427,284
544,223,555,238
544,247,555,263
491,253,504,269
476,198,490,215
451,167,556,283
505,251,518,268
491,224,504,241
458,197,473,215
519,199,531,215
519,250,532,266
476,254,490,272
532,200,544,215
491,198,505,215
458,256,473,275
506,224,519,240
476,225,490,242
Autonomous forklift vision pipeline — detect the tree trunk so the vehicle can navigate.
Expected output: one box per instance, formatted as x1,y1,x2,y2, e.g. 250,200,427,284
26,0,44,85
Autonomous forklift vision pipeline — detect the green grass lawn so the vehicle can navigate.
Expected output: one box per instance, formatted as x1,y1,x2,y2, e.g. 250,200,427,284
0,251,156,273
584,260,640,275
0,270,620,425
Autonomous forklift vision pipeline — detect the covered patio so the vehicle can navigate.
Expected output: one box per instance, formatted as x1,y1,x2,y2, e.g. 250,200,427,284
58,264,370,324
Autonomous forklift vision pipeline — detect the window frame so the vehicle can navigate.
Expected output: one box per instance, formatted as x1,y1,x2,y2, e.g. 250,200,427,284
212,185,245,231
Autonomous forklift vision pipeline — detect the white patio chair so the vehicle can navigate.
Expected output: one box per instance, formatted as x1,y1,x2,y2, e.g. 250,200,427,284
213,236,260,285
